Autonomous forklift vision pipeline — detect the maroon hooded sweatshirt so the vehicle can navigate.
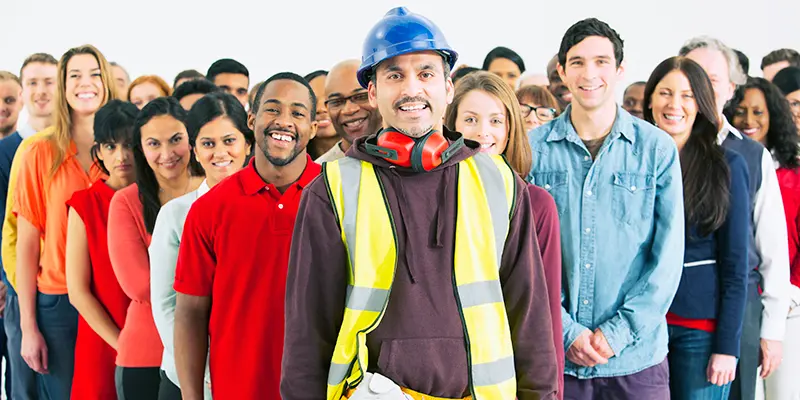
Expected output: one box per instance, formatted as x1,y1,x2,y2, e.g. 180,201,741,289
281,129,558,399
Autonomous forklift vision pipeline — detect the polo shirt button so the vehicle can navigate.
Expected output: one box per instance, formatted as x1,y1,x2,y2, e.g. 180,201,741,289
278,204,284,209
583,299,589,305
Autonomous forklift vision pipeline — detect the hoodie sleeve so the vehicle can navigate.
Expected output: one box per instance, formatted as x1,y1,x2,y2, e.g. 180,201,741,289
501,177,559,400
281,180,348,400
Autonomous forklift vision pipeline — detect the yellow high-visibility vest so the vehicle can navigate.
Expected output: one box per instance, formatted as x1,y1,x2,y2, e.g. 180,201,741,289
322,153,518,400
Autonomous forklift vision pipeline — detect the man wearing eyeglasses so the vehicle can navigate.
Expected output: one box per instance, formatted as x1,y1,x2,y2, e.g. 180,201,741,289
315,60,383,163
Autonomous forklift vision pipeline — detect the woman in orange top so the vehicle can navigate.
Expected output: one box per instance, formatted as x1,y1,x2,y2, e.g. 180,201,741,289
108,96,203,399
14,45,116,400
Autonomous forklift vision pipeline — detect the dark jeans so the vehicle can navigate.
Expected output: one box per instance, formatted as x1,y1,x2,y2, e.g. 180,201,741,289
669,325,735,400
4,290,40,400
564,358,670,400
0,316,10,398
158,369,181,400
729,281,761,400
115,366,160,400
36,293,77,400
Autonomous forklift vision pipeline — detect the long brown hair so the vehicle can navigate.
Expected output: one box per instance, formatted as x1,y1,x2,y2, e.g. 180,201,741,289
445,71,532,175
49,45,117,176
516,85,561,114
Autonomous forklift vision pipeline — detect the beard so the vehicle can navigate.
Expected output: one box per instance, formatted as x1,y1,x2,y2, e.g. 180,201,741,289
395,124,433,138
259,129,304,167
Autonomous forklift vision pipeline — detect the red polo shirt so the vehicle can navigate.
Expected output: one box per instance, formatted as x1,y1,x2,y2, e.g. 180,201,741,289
174,156,321,400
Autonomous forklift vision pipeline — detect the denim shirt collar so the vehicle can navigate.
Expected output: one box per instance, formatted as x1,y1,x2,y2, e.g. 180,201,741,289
546,104,637,146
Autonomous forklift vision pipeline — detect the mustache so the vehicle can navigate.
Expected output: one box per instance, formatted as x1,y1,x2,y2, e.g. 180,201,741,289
393,96,430,109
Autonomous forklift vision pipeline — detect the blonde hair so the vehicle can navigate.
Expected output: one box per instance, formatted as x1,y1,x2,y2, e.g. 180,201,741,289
49,45,118,176
0,71,21,87
127,75,172,100
445,71,532,175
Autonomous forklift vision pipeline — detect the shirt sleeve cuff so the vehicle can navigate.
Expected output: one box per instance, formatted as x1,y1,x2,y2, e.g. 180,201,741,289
563,320,590,351
760,310,787,341
598,316,634,356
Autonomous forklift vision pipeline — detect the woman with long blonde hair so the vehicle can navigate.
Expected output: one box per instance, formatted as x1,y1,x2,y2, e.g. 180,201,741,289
444,70,565,398
13,44,116,400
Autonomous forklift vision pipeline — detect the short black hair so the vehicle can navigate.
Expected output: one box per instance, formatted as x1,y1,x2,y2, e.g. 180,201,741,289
172,69,205,88
452,66,480,85
92,100,139,174
558,18,624,68
252,72,317,120
206,59,249,83
303,70,328,83
761,48,800,70
482,46,526,74
772,66,800,96
734,49,750,76
172,79,220,101
623,81,646,96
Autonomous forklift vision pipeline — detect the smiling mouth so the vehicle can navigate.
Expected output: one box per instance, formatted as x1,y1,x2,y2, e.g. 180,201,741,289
212,160,233,167
343,117,367,129
663,114,684,121
742,128,758,135
270,132,295,142
77,92,97,100
398,104,428,112
479,143,495,150
579,85,602,92
160,159,180,168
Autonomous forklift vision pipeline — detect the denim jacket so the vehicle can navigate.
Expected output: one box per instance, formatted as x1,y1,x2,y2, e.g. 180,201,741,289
527,105,685,378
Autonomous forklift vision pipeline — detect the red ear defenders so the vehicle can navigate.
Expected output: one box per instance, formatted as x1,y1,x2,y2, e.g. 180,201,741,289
365,128,464,173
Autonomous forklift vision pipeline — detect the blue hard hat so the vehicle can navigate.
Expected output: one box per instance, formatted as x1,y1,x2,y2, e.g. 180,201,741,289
357,7,458,89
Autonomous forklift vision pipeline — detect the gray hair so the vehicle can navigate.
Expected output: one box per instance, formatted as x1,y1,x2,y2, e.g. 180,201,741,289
678,36,747,86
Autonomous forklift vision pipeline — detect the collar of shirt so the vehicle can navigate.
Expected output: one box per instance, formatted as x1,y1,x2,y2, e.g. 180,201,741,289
197,180,210,197
18,123,37,140
546,104,637,146
716,115,743,145
240,155,320,196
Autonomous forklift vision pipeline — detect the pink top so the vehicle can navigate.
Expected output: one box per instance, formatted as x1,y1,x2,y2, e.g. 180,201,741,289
107,184,163,367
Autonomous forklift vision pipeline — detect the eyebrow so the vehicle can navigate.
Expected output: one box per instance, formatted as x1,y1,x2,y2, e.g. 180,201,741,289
327,88,367,99
461,109,505,117
263,98,309,110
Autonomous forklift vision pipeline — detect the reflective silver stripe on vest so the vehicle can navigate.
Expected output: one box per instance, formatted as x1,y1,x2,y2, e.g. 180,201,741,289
328,362,351,386
457,280,504,308
339,157,362,275
472,153,510,268
472,355,516,386
346,285,390,312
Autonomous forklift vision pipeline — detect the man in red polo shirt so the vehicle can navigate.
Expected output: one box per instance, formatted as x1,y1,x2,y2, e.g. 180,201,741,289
172,72,321,400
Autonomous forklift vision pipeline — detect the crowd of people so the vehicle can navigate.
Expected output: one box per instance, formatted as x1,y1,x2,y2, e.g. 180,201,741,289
0,5,799,400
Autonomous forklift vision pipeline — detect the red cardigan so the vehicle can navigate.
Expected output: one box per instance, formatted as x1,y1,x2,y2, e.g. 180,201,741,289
777,167,800,289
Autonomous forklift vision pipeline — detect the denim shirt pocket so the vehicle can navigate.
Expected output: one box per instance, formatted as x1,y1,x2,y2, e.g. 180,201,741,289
532,171,570,217
611,172,656,226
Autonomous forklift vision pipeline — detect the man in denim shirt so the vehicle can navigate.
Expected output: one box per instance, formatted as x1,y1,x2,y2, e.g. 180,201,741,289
527,18,684,399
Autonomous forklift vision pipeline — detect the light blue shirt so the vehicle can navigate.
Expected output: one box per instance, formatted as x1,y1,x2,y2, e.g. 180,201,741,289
527,105,685,378
150,180,211,398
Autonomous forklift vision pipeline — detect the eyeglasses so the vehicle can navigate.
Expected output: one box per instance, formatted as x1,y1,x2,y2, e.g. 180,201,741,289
520,104,557,121
324,92,370,111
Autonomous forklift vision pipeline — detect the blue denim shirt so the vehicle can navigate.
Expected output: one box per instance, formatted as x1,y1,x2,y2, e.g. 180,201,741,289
527,105,685,378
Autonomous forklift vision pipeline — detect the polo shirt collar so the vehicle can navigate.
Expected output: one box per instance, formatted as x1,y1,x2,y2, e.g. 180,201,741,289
241,154,320,196
546,104,636,145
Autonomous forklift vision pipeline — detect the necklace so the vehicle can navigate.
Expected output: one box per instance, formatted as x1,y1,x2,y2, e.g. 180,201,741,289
159,175,193,199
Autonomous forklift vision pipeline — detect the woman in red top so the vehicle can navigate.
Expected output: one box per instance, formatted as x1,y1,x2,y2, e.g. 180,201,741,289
726,77,800,399
65,99,138,399
107,96,203,399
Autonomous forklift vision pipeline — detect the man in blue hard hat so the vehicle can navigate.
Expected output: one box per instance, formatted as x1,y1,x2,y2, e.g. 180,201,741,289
281,6,558,400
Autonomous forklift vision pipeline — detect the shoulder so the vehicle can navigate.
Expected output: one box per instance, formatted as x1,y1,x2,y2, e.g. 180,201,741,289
191,170,245,211
629,117,675,151
0,133,22,154
110,184,140,211
528,121,557,145
160,189,199,219
527,183,557,210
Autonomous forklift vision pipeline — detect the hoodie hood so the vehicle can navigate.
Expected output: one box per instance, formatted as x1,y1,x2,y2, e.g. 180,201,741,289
344,127,480,172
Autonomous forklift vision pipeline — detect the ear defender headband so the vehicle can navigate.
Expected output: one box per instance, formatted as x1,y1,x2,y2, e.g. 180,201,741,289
365,128,464,173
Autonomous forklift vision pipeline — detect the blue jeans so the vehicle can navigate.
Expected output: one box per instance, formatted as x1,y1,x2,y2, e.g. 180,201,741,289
36,293,77,400
668,325,735,400
4,290,41,400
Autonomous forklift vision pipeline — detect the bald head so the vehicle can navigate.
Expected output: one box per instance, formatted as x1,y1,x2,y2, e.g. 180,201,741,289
325,59,382,144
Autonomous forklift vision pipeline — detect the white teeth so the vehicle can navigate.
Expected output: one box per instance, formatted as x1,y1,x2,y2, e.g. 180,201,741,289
343,118,366,128
580,86,601,91
213,160,232,167
399,104,426,111
664,114,684,121
480,143,493,149
743,128,758,134
77,93,96,99
270,133,293,142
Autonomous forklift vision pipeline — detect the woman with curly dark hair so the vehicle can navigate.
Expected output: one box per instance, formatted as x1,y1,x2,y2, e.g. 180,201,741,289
725,77,800,400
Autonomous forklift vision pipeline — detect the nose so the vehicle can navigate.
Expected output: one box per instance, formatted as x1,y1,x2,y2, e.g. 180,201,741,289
274,112,296,131
528,114,542,128
400,74,424,97
745,110,756,126
342,98,360,115
480,119,493,137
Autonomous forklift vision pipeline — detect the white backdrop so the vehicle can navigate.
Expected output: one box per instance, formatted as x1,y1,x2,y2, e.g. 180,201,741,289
2,0,799,108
